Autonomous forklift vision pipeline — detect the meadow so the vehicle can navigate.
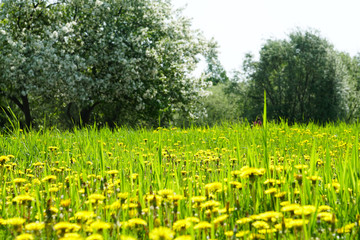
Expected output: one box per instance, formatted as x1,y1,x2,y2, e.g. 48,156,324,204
0,121,359,240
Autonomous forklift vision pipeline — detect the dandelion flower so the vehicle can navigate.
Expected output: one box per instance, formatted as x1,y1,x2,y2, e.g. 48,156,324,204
191,196,206,203
13,178,27,184
185,217,200,223
294,205,316,216
54,222,81,232
106,170,119,176
88,194,106,201
287,219,309,228
85,234,103,240
42,175,57,182
194,221,212,230
15,233,34,240
25,222,45,231
337,223,356,234
4,217,26,226
213,214,228,225
90,221,112,231
280,204,300,212
204,182,222,192
174,236,192,240
75,211,96,221
236,217,252,225
0,156,10,164
252,221,270,229
12,195,34,205
149,227,174,240
127,218,147,227
60,199,71,208
173,219,191,231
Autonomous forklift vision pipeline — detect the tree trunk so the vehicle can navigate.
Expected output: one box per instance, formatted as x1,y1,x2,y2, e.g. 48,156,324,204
80,102,100,126
9,95,32,129
21,95,32,129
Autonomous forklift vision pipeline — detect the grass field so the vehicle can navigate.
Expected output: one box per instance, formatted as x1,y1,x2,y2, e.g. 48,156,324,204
0,121,359,239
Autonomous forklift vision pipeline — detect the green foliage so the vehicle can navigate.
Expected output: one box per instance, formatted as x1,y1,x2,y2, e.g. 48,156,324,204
204,39,229,86
244,29,350,124
199,83,239,125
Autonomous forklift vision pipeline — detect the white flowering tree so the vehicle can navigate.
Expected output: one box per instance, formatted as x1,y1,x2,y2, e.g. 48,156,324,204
0,0,210,128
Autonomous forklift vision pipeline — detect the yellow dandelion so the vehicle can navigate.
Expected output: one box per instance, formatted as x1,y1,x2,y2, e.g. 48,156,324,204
280,204,300,212
274,192,287,198
48,146,59,152
88,194,106,201
149,227,174,240
12,195,34,205
117,192,129,199
25,222,45,231
106,170,119,176
120,235,136,240
264,188,277,195
294,205,316,216
174,236,192,240
191,196,206,203
294,164,308,170
60,233,83,240
13,178,27,184
185,217,200,223
204,182,223,192
254,211,283,222
15,233,34,240
4,217,26,226
287,219,309,228
33,162,45,167
194,221,212,230
60,199,71,208
158,189,174,197
213,214,228,225
54,222,81,232
229,181,243,189
240,166,266,178
168,195,184,201
0,156,10,164
235,230,250,237
318,205,332,212
90,221,112,231
127,218,147,228
252,221,270,229
200,200,220,209
41,175,57,182
75,211,96,220
337,223,356,234
236,217,252,225
258,228,277,234
85,234,103,240
173,219,191,231
317,212,336,223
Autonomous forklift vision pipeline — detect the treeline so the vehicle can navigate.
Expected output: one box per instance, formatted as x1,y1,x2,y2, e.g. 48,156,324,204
1,1,359,130
202,30,360,125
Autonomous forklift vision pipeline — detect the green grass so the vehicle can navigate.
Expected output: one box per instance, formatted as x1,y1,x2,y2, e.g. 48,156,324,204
0,121,359,239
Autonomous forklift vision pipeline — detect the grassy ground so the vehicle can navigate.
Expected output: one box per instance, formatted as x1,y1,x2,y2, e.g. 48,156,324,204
0,121,359,239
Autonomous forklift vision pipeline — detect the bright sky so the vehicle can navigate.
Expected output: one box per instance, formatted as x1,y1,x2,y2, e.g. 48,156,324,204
171,0,360,74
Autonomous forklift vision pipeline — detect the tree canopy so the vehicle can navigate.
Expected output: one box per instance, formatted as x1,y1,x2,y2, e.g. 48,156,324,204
0,0,210,128
243,30,350,124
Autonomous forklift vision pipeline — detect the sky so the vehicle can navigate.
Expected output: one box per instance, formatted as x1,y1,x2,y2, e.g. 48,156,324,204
171,0,360,74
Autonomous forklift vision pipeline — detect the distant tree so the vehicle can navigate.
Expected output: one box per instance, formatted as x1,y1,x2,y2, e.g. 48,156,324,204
0,0,210,128
339,52,360,121
244,30,349,124
204,39,229,86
